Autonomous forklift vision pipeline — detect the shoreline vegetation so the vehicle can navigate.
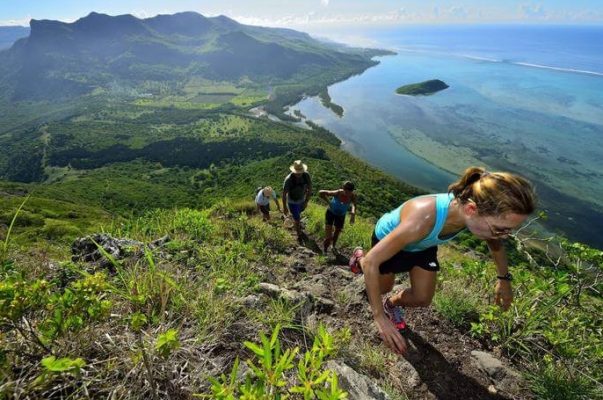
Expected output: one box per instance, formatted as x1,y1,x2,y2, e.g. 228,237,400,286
395,79,449,95
318,89,344,117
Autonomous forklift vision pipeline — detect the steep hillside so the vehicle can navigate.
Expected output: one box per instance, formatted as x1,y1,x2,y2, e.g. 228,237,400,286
1,201,601,399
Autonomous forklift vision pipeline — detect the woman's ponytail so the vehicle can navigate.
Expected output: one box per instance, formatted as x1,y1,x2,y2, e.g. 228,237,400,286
449,166,536,216
448,166,486,201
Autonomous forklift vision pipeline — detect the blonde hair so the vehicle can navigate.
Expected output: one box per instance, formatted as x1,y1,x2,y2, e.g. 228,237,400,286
448,166,536,216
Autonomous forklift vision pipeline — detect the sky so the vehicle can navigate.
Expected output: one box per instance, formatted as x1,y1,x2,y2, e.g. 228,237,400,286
1,0,603,29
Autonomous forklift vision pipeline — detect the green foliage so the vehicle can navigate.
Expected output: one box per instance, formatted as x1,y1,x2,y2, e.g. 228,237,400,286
433,288,479,328
33,356,86,389
40,272,112,340
527,357,603,400
41,356,86,373
40,220,81,241
436,238,603,396
202,324,346,399
0,276,51,322
155,328,180,358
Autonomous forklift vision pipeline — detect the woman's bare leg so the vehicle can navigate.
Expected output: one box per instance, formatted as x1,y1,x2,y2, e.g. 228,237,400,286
389,267,437,307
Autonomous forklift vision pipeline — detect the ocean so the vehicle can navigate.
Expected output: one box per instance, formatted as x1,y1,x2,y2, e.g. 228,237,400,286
292,25,603,248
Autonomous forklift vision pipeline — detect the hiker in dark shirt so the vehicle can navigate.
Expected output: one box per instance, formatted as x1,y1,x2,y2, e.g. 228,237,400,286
282,160,312,239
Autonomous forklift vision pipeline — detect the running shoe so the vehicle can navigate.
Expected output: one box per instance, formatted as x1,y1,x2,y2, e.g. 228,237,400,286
383,296,407,332
348,247,364,274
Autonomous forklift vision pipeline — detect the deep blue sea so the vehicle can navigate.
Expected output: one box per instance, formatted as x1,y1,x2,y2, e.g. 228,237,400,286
292,25,603,247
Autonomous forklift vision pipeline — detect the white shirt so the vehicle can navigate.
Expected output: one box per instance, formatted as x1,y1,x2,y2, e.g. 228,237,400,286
255,190,276,206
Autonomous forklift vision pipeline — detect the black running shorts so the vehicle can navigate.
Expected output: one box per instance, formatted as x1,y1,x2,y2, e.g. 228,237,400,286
371,232,440,274
325,209,345,229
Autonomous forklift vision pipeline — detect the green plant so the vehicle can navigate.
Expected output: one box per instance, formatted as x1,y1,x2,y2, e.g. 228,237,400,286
290,325,346,399
433,288,479,328
527,357,603,400
1,195,30,262
201,324,347,399
155,328,180,358
40,272,112,340
32,356,86,389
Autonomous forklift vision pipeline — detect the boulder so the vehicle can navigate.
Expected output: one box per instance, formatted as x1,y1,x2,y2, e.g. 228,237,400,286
71,234,144,269
325,360,390,400
471,350,524,394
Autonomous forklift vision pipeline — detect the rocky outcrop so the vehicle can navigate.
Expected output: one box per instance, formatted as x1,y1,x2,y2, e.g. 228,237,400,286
471,351,525,395
325,360,391,400
71,233,170,269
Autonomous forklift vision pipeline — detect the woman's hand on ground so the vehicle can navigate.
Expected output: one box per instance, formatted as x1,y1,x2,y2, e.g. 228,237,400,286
376,315,407,355
494,280,513,311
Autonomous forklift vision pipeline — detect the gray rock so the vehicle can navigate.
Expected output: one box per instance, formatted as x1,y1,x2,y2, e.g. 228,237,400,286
257,283,283,298
294,276,330,298
257,283,313,314
292,259,307,273
470,351,507,380
71,234,144,269
396,358,421,388
241,295,261,308
325,360,390,400
471,350,524,394
149,234,171,248
313,296,336,314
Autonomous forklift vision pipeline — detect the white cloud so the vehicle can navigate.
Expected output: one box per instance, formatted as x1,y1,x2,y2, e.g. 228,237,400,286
0,17,32,26
448,6,468,19
320,0,330,7
432,6,440,18
568,10,603,21
520,3,547,18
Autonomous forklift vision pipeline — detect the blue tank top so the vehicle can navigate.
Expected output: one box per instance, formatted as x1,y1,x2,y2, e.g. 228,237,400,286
374,193,463,252
329,194,351,216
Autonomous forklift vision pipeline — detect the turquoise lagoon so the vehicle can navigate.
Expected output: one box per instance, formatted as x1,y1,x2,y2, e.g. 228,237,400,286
292,26,603,247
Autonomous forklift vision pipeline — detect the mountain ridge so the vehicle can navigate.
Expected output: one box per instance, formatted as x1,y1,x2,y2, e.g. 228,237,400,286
0,11,386,101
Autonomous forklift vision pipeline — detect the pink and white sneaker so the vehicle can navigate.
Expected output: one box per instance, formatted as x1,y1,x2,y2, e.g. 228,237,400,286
383,296,407,332
348,247,364,274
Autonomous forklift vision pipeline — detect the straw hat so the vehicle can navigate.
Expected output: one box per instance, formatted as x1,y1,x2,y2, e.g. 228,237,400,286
289,160,308,173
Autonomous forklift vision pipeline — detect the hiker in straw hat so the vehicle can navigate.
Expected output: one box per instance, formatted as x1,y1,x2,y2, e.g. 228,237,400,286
255,186,282,221
282,160,312,240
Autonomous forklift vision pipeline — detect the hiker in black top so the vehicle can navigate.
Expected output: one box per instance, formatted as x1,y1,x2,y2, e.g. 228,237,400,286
282,160,312,239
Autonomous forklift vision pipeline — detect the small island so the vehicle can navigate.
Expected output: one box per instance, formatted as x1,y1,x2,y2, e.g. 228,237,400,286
395,79,449,95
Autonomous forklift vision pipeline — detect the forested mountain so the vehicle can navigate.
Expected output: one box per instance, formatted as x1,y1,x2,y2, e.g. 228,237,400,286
0,12,386,101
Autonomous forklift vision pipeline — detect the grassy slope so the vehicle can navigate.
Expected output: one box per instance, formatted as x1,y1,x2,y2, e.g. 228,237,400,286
0,101,601,399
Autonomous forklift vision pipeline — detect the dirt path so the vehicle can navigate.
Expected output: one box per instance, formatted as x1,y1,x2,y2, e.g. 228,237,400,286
279,230,531,400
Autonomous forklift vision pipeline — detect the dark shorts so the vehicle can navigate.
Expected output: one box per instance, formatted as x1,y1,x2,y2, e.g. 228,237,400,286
371,232,440,274
325,209,345,229
288,202,305,221
258,204,270,216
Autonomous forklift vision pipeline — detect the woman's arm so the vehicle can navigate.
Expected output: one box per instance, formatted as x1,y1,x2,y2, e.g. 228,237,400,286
319,189,339,201
363,200,433,355
273,193,282,212
486,239,513,311
349,193,357,224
